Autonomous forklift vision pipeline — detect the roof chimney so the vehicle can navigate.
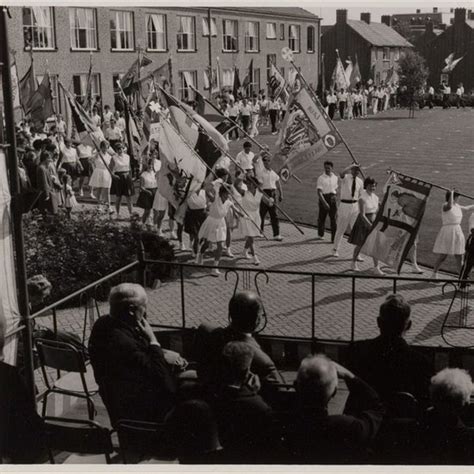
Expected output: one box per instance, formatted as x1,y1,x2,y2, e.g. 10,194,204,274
433,7,438,13
381,15,391,26
454,8,466,23
336,9,347,25
361,12,371,24
416,9,421,14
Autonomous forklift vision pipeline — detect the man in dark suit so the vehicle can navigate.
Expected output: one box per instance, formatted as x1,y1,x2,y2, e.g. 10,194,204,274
196,291,284,394
346,294,433,404
89,283,178,424
290,355,384,463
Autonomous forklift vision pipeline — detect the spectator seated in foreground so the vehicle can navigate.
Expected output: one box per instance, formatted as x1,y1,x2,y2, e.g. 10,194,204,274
346,294,433,407
89,283,187,424
290,355,385,464
416,368,474,464
196,290,284,396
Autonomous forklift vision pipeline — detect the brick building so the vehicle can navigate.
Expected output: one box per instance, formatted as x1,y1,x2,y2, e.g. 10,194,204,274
321,10,412,88
6,6,320,113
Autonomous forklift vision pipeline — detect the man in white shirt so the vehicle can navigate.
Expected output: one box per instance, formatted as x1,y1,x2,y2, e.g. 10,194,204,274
332,164,364,257
235,141,255,173
256,152,283,241
427,85,434,109
103,105,113,130
316,161,338,242
456,83,465,109
337,88,348,120
441,82,451,109
115,111,126,133
240,99,252,134
250,98,260,138
326,90,337,120
228,99,240,140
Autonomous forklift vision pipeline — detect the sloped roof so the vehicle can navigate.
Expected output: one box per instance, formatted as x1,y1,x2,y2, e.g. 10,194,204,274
466,19,474,29
347,20,413,47
214,7,318,20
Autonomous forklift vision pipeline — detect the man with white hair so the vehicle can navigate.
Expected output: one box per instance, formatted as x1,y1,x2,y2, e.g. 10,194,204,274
417,368,474,464
290,354,384,463
89,283,180,423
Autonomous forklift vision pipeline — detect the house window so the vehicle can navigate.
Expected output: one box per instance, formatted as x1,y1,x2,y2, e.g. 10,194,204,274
69,8,97,50
146,13,166,51
23,7,56,50
177,16,195,51
179,71,197,101
244,21,259,52
307,25,315,53
36,74,59,113
383,47,390,61
289,24,300,52
202,17,217,37
266,22,277,39
223,19,238,52
222,68,234,87
110,11,134,50
72,73,101,104
280,23,285,40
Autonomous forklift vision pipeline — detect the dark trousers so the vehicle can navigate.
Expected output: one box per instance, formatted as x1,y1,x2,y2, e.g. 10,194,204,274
260,189,279,236
269,109,278,132
328,103,336,120
460,247,474,288
442,94,450,109
339,102,346,119
241,115,250,133
229,116,239,139
318,194,337,240
427,94,434,109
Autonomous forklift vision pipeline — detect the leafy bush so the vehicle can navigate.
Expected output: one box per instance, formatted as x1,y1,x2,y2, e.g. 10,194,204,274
24,209,175,304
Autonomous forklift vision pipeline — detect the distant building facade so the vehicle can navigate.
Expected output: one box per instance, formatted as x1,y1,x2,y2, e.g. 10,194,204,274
7,6,320,112
322,10,412,88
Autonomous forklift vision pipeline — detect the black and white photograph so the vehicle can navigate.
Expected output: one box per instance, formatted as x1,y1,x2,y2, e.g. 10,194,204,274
1,0,474,468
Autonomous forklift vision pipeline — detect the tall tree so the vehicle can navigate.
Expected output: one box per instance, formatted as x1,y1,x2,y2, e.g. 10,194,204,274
397,50,429,118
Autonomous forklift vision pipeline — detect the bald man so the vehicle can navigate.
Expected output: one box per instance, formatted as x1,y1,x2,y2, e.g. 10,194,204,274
290,355,384,463
89,283,178,423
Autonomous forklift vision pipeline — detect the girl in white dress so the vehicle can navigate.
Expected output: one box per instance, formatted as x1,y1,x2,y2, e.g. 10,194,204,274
349,177,382,274
196,184,242,276
235,175,273,265
89,140,113,211
432,190,474,278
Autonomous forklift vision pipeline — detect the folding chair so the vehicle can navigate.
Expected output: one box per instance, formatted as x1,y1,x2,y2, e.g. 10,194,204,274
35,338,98,419
43,416,114,464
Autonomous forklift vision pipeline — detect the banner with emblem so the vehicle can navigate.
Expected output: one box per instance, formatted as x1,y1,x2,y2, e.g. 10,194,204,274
360,172,432,273
274,82,341,182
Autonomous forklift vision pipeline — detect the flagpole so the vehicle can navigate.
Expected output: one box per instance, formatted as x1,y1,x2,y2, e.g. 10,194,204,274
158,84,305,235
387,168,474,201
207,8,212,100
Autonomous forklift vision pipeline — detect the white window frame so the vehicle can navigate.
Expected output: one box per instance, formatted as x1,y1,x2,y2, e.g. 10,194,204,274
36,74,59,113
289,24,300,53
177,16,196,52
179,71,197,101
222,19,238,52
266,22,277,39
72,73,101,103
110,10,134,51
244,21,259,52
146,13,167,51
23,7,56,50
202,17,217,37
69,8,97,50
307,25,315,53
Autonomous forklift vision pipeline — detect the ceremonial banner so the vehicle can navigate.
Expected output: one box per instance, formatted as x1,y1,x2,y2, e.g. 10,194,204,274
10,60,21,111
331,54,349,90
232,67,241,99
442,53,464,73
0,149,20,365
157,119,206,209
360,172,432,273
274,82,341,182
29,72,54,129
242,59,253,91
268,64,288,101
19,62,37,115
193,87,235,136
350,56,362,87
344,58,353,86
119,54,153,94
142,89,161,144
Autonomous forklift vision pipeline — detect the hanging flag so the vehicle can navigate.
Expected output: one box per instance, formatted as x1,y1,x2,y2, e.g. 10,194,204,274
119,54,153,94
62,86,73,140
360,172,432,273
241,59,254,93
232,67,241,99
331,53,349,91
442,53,464,73
160,87,228,171
157,119,206,209
142,87,162,146
19,62,37,115
10,59,21,111
29,72,54,129
83,52,94,113
344,57,353,86
211,57,221,96
0,149,21,365
268,63,289,101
273,82,342,182
350,55,362,88
138,60,170,100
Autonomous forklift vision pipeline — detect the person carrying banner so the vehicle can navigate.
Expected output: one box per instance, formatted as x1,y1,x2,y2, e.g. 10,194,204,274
459,213,474,288
235,141,255,173
240,98,252,134
337,88,348,120
332,164,363,257
316,161,338,242
431,190,474,279
111,141,134,219
326,89,337,120
228,99,240,140
349,177,383,274
268,97,279,135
